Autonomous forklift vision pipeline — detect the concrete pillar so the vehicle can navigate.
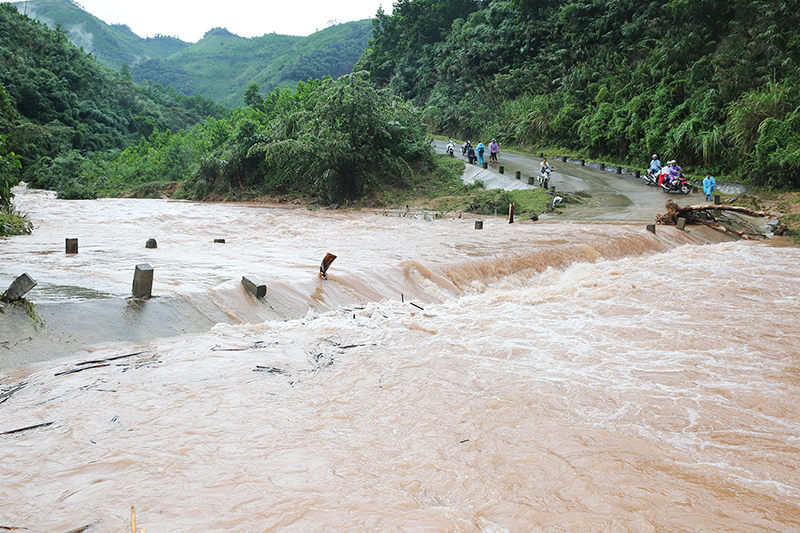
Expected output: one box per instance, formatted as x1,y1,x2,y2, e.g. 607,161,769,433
132,263,154,299
546,202,553,212
600,163,606,170
483,162,488,169
616,166,622,174
474,220,483,230
714,194,721,205
4,273,37,301
515,170,521,180
676,218,686,231
527,177,535,185
634,170,641,179
646,224,656,234
242,276,266,298
580,160,585,166
550,185,555,192
499,166,504,174
214,238,226,243
65,238,78,254
145,238,157,249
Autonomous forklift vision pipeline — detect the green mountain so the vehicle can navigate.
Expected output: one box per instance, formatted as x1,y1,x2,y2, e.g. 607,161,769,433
0,3,228,194
9,0,374,107
130,21,373,107
9,0,188,66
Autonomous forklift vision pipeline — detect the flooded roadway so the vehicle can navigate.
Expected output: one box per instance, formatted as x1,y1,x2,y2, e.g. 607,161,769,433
1,162,798,532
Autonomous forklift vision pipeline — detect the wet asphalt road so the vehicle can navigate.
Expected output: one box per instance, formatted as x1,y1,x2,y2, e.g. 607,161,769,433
434,140,699,223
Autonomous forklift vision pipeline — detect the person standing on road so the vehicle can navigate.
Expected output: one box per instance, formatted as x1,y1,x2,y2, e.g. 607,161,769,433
489,139,499,163
476,142,486,165
703,173,716,202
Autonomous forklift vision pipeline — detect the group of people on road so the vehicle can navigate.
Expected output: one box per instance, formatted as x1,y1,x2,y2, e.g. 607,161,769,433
649,154,717,201
461,139,500,165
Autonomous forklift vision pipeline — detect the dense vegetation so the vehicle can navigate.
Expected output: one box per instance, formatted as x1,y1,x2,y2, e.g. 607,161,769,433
14,0,373,108
357,0,800,188
82,74,432,204
130,21,373,107
0,3,228,199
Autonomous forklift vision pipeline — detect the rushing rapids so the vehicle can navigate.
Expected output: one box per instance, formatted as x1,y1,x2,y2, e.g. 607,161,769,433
1,186,799,532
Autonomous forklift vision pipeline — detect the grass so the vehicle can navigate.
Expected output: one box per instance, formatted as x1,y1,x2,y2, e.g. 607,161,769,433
0,213,33,236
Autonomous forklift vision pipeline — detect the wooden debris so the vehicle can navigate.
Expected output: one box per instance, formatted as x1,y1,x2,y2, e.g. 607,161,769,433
76,351,144,366
320,253,337,279
656,200,775,239
254,366,291,375
1,421,53,436
0,382,25,405
54,364,110,377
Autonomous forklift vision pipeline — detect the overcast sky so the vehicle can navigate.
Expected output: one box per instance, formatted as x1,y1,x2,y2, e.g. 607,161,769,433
73,0,390,42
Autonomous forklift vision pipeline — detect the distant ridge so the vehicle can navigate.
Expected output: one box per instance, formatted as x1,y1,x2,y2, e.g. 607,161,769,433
10,0,374,107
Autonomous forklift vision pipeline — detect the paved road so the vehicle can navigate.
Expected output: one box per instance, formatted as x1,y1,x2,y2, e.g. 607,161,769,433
435,140,700,222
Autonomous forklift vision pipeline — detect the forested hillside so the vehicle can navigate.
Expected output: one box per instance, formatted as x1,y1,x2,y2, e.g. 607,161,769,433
0,3,228,198
130,21,373,107
11,0,374,108
0,3,432,210
10,0,190,67
357,0,800,188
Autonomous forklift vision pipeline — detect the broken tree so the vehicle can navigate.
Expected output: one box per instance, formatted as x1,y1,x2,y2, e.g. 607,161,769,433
655,200,780,239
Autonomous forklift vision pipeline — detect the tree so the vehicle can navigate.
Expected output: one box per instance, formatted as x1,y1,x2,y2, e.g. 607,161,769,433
244,82,265,111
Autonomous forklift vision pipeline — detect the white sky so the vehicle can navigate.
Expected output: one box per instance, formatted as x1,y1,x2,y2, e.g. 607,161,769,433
73,0,390,42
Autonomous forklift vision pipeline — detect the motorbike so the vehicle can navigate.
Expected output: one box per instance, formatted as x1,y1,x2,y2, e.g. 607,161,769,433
661,173,692,195
643,168,659,186
445,140,455,156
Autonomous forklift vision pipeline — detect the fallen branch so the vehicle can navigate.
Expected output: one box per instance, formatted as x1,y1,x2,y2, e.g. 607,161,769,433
76,351,145,366
0,382,25,405
55,364,110,377
1,421,53,436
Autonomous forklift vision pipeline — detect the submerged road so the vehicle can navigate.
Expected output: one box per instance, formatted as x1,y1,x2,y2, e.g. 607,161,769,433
434,140,697,222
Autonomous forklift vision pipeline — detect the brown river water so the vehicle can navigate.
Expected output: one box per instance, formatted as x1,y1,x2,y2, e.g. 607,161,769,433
1,186,800,532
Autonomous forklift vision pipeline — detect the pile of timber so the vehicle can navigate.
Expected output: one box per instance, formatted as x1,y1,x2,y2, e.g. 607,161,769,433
656,200,783,239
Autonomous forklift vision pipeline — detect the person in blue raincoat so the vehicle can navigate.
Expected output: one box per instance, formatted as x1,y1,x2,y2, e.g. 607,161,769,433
703,173,716,202
476,142,485,165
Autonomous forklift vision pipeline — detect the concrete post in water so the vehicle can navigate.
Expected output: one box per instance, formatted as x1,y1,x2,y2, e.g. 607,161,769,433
527,177,536,185
214,238,226,244
132,263,154,299
646,224,656,234
714,194,721,205
676,217,687,231
242,276,266,298
483,162,488,169
499,166,504,174
546,202,553,213
475,220,483,230
3,273,37,301
508,203,515,224
515,170,521,180
145,238,157,249
65,238,78,254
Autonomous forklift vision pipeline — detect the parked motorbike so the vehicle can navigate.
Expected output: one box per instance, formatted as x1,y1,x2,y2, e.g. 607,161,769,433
445,140,455,157
661,173,692,195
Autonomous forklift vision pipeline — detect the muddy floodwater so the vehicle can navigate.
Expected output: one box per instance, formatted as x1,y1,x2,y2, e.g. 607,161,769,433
1,187,799,532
